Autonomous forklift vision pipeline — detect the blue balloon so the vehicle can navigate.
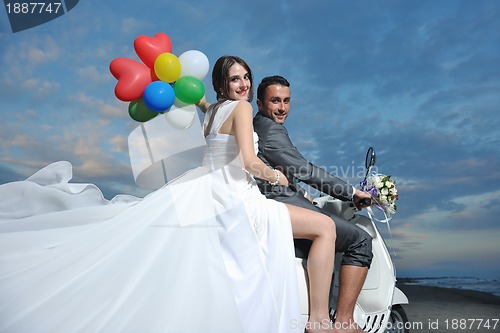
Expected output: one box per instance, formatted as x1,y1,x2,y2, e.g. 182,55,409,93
143,81,175,112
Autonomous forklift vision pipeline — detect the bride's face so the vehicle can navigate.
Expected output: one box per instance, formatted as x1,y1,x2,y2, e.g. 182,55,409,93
227,63,251,101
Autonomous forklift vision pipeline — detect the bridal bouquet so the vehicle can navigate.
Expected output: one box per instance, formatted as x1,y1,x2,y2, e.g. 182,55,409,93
363,173,398,216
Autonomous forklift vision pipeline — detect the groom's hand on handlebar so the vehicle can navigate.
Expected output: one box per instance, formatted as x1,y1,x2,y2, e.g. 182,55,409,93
353,189,372,210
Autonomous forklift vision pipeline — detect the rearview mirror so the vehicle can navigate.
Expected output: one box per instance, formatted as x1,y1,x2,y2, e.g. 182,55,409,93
365,147,376,169
362,147,377,190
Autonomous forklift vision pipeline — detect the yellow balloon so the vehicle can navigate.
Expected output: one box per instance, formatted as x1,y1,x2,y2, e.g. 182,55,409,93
154,52,181,83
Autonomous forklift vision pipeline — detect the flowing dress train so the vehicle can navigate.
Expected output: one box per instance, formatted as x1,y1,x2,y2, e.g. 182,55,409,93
0,100,302,333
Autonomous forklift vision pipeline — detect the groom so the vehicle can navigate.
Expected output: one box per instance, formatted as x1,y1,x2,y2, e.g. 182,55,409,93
253,75,372,332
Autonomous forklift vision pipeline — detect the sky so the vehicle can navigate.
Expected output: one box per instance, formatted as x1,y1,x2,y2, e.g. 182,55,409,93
1,0,499,279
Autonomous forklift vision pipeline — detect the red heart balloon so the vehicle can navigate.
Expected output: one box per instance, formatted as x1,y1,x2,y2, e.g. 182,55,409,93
134,32,173,69
109,58,156,102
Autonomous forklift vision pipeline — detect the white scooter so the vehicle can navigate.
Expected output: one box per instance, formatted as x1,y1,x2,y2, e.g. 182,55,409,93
295,147,410,333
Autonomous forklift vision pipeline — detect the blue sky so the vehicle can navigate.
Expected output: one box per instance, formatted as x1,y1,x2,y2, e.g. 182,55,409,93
1,0,499,279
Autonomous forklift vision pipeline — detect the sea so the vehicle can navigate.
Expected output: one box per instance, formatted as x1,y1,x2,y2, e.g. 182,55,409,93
400,277,500,297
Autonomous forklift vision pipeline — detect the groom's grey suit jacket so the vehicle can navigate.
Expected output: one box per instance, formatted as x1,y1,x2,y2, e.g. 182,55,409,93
253,112,354,202
253,112,372,266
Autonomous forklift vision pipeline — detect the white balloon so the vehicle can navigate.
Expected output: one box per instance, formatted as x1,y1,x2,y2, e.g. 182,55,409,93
178,50,209,80
164,98,197,129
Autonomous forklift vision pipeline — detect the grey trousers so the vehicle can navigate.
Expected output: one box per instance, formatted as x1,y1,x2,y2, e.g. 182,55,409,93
274,193,373,268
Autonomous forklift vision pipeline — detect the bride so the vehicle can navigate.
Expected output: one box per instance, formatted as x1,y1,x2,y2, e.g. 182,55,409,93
0,55,337,333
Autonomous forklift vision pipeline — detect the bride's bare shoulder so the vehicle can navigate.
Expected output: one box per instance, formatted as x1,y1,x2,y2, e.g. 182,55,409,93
232,100,253,116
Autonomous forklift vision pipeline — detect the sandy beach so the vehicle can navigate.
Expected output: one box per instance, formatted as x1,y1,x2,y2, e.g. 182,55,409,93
396,280,500,332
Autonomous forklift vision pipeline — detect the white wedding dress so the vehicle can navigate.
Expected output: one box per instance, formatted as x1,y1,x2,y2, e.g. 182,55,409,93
0,100,302,333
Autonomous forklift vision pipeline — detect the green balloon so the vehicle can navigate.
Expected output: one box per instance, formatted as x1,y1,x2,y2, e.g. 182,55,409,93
173,76,205,104
128,98,159,122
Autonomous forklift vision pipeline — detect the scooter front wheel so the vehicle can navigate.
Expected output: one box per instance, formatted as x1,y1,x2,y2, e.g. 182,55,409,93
384,305,409,333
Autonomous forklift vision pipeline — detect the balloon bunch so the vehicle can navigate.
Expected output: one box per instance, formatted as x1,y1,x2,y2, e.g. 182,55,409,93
110,32,208,125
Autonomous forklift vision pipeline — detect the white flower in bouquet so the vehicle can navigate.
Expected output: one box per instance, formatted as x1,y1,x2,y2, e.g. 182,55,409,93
373,177,383,189
363,173,398,216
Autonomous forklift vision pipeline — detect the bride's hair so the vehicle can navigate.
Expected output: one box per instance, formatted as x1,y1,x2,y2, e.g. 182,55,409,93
212,55,254,102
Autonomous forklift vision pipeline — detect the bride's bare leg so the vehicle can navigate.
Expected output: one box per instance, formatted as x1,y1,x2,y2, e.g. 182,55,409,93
286,204,336,333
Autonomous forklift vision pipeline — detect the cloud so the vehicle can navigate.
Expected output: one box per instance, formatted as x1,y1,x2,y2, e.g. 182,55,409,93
78,65,111,84
120,17,144,34
70,91,126,119
393,227,500,277
21,78,61,99
100,103,125,118
2,36,61,80
109,135,128,153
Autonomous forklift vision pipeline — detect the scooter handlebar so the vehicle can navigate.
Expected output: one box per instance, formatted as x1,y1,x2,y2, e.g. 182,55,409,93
359,197,372,206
